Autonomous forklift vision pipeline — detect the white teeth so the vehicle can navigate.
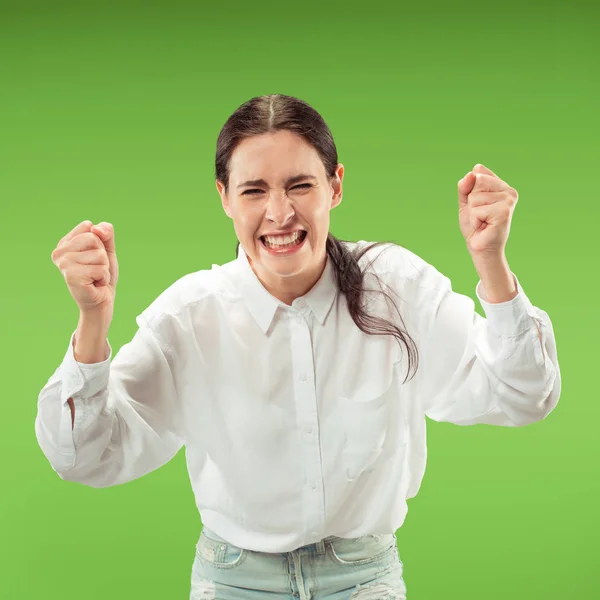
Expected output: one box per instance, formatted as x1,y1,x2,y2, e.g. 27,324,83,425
263,231,303,247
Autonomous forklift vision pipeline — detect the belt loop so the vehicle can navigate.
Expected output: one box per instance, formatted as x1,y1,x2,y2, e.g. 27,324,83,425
316,539,325,554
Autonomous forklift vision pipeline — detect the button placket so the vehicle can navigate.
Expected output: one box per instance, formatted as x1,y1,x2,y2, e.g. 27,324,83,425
289,308,324,538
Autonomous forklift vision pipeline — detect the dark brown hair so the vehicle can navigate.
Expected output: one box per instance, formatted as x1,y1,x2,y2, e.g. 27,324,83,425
215,94,419,383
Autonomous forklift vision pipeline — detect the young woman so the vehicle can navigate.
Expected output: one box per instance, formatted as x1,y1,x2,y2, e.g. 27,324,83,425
37,94,561,599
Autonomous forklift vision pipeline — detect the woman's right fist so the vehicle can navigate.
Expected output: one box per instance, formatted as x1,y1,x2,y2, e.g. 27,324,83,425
51,220,119,316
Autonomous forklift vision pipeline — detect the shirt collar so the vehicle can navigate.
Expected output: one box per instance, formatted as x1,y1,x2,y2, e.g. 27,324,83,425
235,244,338,333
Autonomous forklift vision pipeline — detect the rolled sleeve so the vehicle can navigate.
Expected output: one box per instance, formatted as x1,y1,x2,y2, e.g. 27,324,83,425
35,315,185,486
418,269,561,427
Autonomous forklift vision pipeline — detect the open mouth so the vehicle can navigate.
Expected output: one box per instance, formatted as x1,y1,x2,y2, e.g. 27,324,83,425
260,230,307,250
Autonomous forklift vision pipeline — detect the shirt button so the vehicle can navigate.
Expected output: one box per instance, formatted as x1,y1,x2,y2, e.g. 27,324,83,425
311,483,317,490
297,299,306,308
300,373,307,382
307,427,313,434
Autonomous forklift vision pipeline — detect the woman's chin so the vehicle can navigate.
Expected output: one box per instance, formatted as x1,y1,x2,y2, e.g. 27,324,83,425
261,260,306,279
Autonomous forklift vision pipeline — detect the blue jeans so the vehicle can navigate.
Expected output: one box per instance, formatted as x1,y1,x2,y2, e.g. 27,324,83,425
190,527,407,599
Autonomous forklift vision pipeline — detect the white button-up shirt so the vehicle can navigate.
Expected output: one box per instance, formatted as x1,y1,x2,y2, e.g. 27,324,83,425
35,241,561,553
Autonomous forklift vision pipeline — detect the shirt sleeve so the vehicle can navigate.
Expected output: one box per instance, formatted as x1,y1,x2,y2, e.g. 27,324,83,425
416,267,561,427
34,313,185,487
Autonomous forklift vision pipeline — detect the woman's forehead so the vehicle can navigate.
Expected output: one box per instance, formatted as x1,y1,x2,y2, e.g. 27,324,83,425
231,153,324,185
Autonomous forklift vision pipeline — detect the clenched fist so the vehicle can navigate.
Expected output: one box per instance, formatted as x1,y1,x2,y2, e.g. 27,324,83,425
51,220,118,318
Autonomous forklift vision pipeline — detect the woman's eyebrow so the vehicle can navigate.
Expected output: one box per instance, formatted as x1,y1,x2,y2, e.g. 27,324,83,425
237,174,317,188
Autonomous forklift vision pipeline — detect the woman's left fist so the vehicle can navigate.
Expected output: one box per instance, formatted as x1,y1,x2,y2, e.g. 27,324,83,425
458,163,518,256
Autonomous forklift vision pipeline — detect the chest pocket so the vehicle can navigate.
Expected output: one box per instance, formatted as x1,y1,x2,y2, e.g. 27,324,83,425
339,360,407,481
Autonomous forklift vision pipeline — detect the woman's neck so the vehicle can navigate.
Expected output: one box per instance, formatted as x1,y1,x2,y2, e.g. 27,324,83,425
249,254,327,306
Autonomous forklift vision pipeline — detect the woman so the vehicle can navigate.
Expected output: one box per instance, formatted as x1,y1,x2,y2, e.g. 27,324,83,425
37,94,561,599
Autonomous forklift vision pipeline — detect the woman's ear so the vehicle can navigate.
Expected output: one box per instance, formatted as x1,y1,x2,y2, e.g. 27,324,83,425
216,179,232,218
330,164,344,210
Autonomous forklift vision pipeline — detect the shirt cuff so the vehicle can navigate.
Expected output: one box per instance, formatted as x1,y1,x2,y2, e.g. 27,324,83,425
475,272,541,337
59,329,113,406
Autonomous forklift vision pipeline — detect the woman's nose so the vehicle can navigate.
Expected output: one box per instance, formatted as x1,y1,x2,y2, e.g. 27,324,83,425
266,193,295,225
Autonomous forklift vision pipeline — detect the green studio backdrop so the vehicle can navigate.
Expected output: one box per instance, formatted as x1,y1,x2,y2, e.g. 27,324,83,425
1,0,597,598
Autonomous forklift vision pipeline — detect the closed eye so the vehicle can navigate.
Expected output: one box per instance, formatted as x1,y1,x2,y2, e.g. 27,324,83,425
242,183,312,195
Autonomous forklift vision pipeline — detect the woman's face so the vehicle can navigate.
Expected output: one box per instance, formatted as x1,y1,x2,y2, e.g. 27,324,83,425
216,130,343,297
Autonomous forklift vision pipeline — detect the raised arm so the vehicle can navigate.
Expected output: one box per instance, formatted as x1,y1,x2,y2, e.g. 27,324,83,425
38,219,184,487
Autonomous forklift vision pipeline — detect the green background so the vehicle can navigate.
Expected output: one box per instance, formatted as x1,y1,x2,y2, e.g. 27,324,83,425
1,0,597,597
